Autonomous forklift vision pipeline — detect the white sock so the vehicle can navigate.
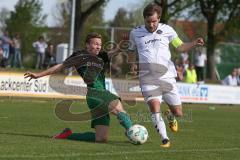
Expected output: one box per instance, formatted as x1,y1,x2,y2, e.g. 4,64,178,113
151,112,169,140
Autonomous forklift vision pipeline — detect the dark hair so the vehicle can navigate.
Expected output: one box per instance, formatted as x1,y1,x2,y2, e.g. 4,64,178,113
143,3,162,18
38,36,44,40
85,32,102,44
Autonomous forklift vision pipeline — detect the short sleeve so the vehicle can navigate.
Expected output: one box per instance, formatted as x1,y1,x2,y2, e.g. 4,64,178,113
168,26,183,48
63,50,83,68
168,26,178,42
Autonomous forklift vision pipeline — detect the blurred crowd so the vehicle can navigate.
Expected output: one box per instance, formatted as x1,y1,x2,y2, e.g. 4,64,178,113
174,47,240,86
0,31,56,69
0,31,23,68
174,47,207,84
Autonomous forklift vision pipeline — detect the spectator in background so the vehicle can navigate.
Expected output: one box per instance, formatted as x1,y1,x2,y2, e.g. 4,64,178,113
110,53,123,78
33,36,47,69
237,68,240,85
8,41,15,68
1,31,11,67
222,68,238,86
184,63,197,83
0,48,3,59
174,58,184,81
0,39,3,66
180,52,189,70
0,49,3,67
44,42,55,68
194,47,207,84
13,34,23,68
104,41,124,77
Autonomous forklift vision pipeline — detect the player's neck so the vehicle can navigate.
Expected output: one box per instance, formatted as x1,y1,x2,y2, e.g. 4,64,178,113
145,25,159,33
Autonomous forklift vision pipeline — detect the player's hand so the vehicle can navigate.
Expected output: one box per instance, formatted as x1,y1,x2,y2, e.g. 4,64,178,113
130,63,138,76
194,38,204,46
24,72,39,81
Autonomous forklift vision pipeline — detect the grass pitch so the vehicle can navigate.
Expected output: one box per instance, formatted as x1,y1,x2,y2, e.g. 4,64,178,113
0,98,240,160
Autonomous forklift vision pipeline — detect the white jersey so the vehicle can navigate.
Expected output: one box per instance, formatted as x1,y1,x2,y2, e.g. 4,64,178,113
129,23,179,81
32,41,47,54
195,53,207,67
222,75,238,86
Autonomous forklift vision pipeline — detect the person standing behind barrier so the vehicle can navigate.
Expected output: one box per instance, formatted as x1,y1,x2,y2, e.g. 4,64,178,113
8,41,15,68
180,52,189,70
33,36,47,69
194,47,207,84
1,31,11,67
13,34,23,68
183,63,197,83
222,68,238,86
44,42,55,68
0,39,3,67
237,68,240,86
174,59,184,81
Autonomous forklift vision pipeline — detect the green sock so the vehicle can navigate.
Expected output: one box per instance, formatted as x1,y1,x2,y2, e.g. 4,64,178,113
117,112,133,130
67,132,95,142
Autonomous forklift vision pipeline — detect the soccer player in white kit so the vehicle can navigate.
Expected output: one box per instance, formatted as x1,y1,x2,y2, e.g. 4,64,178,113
128,3,204,147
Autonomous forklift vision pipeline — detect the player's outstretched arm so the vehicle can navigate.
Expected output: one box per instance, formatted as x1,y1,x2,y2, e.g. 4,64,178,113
176,37,204,53
24,64,64,81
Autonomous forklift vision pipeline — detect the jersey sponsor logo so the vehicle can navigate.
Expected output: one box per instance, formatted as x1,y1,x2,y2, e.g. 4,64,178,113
145,38,161,44
86,61,103,69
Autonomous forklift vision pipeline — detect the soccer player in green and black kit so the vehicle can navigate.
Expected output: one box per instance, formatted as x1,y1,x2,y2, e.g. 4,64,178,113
24,32,133,143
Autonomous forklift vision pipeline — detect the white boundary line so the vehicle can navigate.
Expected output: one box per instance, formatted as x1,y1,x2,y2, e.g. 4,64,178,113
0,147,239,158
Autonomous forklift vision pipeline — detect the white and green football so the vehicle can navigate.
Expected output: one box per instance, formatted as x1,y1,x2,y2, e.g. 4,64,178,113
127,124,149,145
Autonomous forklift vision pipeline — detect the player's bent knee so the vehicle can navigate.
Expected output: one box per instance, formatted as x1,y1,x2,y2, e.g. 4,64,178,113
109,100,124,114
114,105,124,113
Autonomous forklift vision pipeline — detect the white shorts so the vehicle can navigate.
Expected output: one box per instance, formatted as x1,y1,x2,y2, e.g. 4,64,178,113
141,78,181,106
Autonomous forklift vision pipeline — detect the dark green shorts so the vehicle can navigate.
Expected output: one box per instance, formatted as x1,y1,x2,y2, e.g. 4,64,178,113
86,88,120,128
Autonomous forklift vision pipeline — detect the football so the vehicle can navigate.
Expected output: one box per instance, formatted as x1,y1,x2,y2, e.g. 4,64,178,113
127,124,149,145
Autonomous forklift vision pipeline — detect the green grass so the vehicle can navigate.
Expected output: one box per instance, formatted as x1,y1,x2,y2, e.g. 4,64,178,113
0,98,240,160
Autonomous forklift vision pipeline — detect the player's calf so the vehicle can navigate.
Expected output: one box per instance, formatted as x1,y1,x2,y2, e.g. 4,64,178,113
95,125,109,143
109,100,133,130
174,110,183,117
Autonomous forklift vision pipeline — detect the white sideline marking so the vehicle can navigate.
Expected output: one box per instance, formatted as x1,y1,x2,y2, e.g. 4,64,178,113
0,147,239,158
